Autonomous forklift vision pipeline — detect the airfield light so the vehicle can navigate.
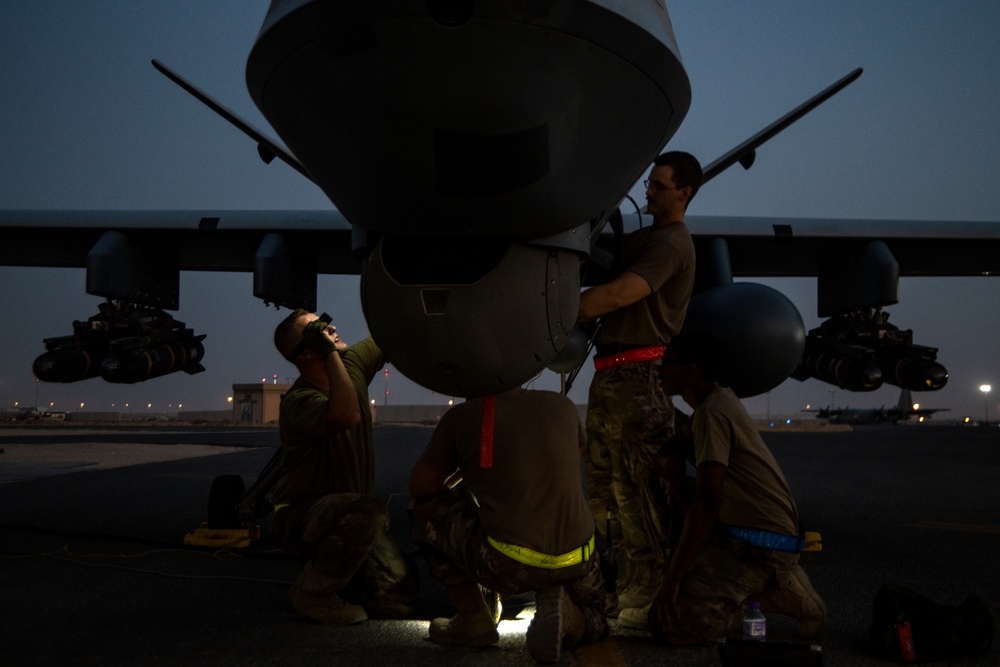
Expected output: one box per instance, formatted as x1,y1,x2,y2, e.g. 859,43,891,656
912,403,920,410
227,396,233,403
79,402,84,409
980,384,992,424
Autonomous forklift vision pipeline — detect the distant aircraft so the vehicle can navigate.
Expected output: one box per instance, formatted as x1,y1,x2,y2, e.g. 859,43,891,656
1,406,66,422
804,389,948,424
1,2,998,399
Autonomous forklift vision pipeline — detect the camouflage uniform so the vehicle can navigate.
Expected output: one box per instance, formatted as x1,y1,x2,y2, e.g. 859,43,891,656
583,222,695,591
270,338,417,618
412,489,616,645
649,531,813,645
586,358,676,566
649,386,824,644
272,494,417,618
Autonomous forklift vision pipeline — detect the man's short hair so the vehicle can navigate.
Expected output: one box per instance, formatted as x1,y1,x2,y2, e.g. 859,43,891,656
667,331,722,382
653,151,703,205
274,308,311,362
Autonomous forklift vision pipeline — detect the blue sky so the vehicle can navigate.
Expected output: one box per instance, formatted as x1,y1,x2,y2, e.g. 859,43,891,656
1,2,998,420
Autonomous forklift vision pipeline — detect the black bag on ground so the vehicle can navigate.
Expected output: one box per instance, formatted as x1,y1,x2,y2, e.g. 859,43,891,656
868,582,993,662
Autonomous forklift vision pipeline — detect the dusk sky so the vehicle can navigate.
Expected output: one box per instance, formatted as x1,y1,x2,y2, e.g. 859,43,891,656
1,2,998,420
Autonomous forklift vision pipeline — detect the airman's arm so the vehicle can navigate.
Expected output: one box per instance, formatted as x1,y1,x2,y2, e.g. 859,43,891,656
653,460,726,629
410,459,453,500
323,351,362,431
577,271,652,322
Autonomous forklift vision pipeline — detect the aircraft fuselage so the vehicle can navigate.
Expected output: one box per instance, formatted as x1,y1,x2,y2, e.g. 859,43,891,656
247,0,689,239
244,1,692,396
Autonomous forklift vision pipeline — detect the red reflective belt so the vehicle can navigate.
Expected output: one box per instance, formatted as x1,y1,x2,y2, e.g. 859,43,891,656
479,395,495,469
593,345,666,371
897,621,917,662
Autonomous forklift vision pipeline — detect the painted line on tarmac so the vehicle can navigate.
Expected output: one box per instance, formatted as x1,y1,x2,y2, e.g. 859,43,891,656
915,521,1000,534
574,635,627,667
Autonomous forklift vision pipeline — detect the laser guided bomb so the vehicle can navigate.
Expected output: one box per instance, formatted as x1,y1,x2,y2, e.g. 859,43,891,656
100,334,206,384
33,301,206,384
791,310,948,393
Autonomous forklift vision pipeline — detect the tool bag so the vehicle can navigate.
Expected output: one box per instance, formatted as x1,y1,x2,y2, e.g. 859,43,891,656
867,582,993,662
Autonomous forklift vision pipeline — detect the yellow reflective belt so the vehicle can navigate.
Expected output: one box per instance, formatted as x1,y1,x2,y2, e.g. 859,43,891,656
273,503,288,512
487,534,595,569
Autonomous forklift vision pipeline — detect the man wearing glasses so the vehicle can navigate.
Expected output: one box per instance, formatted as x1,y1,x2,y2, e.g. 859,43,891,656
270,309,416,625
577,151,702,617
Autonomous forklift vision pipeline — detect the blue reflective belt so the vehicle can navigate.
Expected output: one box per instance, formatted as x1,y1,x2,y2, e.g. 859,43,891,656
723,525,804,553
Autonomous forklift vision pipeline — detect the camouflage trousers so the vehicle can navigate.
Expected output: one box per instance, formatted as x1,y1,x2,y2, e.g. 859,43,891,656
272,493,418,618
411,491,617,646
585,359,676,566
650,530,805,645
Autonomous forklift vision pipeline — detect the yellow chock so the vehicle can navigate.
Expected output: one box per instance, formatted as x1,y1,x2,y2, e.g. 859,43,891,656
802,531,822,552
183,522,259,549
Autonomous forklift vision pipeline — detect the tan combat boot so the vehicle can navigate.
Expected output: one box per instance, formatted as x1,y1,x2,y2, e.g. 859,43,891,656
290,585,368,625
428,607,499,647
752,564,827,640
618,603,652,631
615,559,663,615
526,586,569,663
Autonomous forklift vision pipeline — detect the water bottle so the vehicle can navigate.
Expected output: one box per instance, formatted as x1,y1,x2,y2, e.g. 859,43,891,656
742,601,767,641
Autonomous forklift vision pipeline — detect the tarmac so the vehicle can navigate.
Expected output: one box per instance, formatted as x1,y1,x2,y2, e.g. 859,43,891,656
1,422,997,666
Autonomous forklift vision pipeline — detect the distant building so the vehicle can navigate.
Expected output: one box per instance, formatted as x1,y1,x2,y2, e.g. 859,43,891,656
231,383,291,425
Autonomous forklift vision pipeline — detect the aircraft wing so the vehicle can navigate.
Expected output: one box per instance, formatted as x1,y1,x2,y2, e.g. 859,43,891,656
684,215,1000,278
7,209,996,279
0,208,362,385
5,206,994,394
0,209,357,274
912,408,949,417
610,211,1000,279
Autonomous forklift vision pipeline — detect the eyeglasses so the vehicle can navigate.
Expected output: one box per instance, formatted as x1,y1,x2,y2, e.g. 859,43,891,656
644,179,680,193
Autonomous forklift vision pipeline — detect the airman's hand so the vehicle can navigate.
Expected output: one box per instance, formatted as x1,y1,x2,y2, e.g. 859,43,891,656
303,320,336,359
651,577,682,633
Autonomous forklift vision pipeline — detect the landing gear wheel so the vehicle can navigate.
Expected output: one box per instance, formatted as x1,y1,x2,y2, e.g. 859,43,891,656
207,474,245,529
